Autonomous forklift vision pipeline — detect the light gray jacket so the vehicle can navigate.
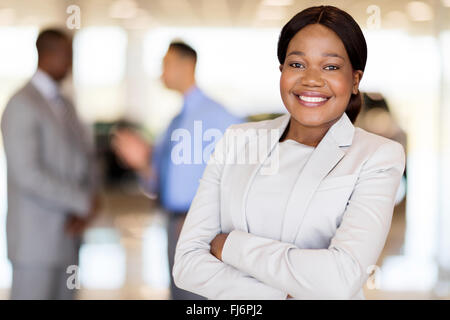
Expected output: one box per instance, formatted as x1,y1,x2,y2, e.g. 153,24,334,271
174,112,406,299
1,81,97,267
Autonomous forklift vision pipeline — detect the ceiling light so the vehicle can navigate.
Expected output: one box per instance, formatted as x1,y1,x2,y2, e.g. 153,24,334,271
384,10,410,29
257,6,287,20
406,1,434,21
261,0,294,6
109,0,138,19
123,9,154,30
0,8,16,25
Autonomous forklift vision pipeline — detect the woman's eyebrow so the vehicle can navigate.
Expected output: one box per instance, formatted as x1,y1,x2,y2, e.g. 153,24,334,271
287,50,345,60
322,52,345,60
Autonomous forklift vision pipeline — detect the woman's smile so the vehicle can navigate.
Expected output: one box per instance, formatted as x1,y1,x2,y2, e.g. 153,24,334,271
293,91,332,108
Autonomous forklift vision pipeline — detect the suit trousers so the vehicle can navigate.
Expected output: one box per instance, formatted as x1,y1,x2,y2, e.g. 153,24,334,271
10,264,76,300
167,212,205,300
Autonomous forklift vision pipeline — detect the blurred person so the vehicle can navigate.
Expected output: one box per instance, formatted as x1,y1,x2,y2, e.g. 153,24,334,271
112,41,243,300
1,29,100,300
173,6,405,299
356,92,407,151
355,92,407,205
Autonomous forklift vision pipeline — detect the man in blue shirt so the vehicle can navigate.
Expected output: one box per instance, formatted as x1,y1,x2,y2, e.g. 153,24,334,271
113,41,243,299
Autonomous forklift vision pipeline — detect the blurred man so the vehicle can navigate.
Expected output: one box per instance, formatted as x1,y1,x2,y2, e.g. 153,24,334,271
1,29,99,300
113,41,243,300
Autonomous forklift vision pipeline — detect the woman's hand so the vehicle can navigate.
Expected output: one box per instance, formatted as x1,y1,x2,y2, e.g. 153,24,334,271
210,233,229,261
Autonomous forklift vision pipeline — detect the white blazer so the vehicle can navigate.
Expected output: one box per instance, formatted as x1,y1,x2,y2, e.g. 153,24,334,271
173,112,405,299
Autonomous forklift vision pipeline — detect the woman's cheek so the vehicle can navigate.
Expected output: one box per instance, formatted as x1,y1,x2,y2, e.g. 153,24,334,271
280,73,293,106
330,72,354,96
281,70,298,91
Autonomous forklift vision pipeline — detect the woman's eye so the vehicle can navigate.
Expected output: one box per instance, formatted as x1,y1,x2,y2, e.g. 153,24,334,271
324,65,339,70
289,63,304,69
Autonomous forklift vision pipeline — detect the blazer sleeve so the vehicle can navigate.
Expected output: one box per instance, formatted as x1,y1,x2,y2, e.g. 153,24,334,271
221,140,406,299
78,114,101,196
1,98,91,216
87,149,100,194
173,126,288,300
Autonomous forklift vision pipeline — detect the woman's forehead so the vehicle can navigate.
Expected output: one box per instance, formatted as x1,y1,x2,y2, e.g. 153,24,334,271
287,24,348,57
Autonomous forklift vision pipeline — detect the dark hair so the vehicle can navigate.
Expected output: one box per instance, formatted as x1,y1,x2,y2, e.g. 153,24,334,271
36,28,69,55
169,41,197,65
277,6,367,123
362,92,390,112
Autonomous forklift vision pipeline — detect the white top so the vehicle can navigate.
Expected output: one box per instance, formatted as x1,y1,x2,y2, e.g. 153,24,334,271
246,139,315,240
31,69,59,101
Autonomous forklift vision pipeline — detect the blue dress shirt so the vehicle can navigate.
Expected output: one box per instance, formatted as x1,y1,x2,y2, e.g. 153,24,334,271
146,86,244,213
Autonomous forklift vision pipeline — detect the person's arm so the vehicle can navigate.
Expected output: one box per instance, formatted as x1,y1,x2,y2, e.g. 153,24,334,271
173,127,288,300
138,140,161,196
1,98,90,217
219,140,405,299
85,125,101,195
65,122,103,235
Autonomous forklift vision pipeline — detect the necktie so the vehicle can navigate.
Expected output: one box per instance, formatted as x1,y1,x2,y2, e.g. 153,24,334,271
52,93,89,152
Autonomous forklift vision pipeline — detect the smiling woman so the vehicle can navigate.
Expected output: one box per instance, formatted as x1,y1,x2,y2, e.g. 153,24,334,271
173,5,406,300
277,6,365,146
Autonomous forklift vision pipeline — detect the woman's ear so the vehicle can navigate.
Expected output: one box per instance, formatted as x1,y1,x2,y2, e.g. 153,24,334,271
352,70,363,95
279,64,283,72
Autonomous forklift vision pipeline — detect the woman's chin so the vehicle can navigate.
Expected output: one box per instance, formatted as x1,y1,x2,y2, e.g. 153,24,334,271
290,113,330,128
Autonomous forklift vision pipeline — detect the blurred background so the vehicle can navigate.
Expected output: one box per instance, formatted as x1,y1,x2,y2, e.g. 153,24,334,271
0,0,450,299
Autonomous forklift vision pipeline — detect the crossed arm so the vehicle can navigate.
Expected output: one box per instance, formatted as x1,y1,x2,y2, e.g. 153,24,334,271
173,135,405,300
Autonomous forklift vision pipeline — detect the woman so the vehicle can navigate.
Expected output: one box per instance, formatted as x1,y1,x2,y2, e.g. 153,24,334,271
173,6,405,299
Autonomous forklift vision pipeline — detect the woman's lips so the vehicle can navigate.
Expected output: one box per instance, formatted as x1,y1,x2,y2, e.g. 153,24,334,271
294,93,331,107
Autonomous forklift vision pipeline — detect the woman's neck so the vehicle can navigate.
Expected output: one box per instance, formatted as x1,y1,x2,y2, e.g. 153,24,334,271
280,117,338,147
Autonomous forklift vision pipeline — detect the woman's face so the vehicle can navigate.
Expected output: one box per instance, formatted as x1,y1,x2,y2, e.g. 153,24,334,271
280,23,363,129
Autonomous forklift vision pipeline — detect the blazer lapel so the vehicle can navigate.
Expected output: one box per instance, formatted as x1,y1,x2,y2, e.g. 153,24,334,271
25,82,62,128
280,113,355,243
25,82,89,153
229,114,291,232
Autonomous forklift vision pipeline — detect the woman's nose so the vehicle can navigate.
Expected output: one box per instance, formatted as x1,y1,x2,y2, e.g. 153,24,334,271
300,68,325,87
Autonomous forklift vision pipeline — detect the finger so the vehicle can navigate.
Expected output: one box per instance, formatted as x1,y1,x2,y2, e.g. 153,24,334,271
111,142,130,162
115,130,136,143
111,137,126,152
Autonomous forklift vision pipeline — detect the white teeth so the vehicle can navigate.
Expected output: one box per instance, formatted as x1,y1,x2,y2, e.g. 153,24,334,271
299,95,328,103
